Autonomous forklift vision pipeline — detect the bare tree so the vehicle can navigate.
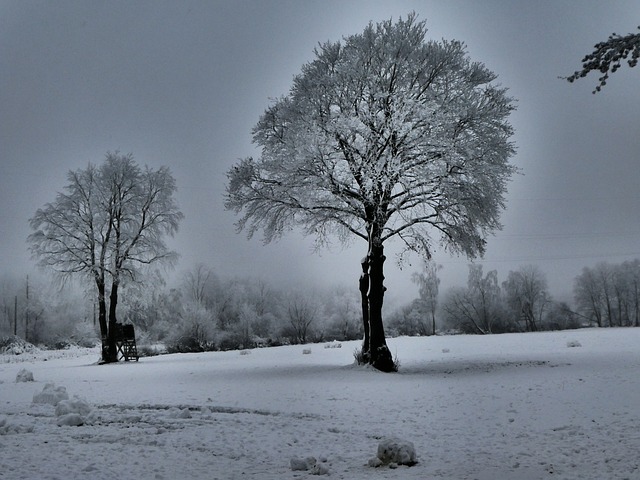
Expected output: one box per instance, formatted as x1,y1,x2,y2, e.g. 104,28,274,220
287,295,316,344
324,286,362,340
575,260,640,328
442,264,506,334
183,263,217,308
574,266,604,327
412,260,442,335
502,265,549,332
566,27,640,92
573,262,618,327
622,260,640,327
226,14,516,371
29,152,183,362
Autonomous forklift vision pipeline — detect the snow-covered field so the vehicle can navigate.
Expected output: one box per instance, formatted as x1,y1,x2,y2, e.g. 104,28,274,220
2,328,640,479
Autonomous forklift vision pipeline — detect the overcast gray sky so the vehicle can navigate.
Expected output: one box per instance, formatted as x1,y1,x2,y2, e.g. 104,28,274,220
2,0,640,305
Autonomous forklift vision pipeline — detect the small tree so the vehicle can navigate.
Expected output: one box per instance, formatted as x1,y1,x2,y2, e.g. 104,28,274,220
29,152,183,362
566,27,640,92
574,265,605,327
226,14,516,371
286,295,316,344
442,264,507,334
502,265,549,332
412,260,442,335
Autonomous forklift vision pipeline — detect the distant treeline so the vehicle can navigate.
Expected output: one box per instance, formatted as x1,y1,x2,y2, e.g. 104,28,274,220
3,259,640,351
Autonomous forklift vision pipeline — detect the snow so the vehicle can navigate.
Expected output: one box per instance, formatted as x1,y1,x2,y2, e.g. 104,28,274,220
14,368,34,383
1,328,640,479
32,383,69,406
374,437,417,466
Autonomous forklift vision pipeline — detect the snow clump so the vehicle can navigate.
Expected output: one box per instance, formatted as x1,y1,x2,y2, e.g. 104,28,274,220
32,383,69,406
0,415,34,434
369,437,417,467
168,407,192,419
0,335,40,355
55,397,92,417
290,456,330,475
15,368,34,382
57,413,85,427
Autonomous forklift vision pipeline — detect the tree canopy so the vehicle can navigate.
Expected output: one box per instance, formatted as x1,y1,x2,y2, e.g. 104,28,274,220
227,14,516,257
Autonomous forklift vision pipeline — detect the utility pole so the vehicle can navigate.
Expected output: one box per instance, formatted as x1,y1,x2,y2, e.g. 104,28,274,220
14,295,17,336
25,275,29,342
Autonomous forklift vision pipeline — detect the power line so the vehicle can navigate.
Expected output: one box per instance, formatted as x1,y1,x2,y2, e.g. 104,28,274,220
438,250,640,265
494,230,640,240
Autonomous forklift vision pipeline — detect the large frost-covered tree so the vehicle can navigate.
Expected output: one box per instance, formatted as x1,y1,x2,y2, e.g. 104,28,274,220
29,152,183,363
226,14,516,371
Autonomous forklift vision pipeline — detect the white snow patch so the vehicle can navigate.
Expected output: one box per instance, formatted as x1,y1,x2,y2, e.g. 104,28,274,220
290,456,330,475
2,328,640,479
0,415,34,434
55,397,92,417
15,368,34,382
57,413,85,427
32,383,69,406
373,437,417,466
168,407,192,419
0,336,40,356
290,456,316,471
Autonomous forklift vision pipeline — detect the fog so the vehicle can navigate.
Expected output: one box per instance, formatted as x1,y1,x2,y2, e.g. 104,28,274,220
2,0,640,304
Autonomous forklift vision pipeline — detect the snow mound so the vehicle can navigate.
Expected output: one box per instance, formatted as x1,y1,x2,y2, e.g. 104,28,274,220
55,397,92,417
290,456,330,475
33,383,69,406
15,368,34,382
168,407,192,419
0,336,40,356
370,437,417,467
57,413,85,427
0,415,34,434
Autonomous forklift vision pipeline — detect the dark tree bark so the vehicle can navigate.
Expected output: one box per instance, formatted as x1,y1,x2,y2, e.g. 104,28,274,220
359,256,370,362
365,227,395,372
104,281,120,363
95,277,111,362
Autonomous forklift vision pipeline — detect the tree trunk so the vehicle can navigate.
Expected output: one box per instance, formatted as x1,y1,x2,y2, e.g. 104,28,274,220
359,256,370,363
95,279,110,362
104,281,120,363
366,228,395,372
431,310,436,336
635,282,639,327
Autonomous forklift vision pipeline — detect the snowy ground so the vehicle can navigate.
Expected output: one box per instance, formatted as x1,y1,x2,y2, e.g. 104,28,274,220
2,328,640,480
